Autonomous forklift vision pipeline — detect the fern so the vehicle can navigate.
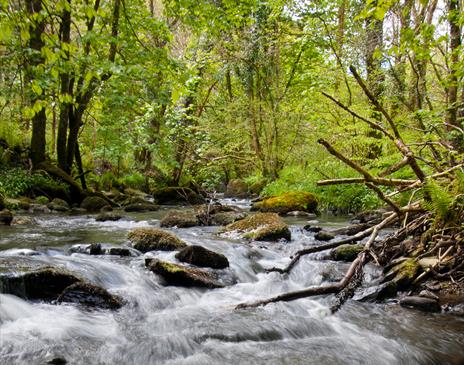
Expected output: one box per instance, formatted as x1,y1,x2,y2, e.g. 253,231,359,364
423,181,454,221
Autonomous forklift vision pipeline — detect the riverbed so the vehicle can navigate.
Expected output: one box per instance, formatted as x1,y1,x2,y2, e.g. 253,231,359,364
1,202,463,365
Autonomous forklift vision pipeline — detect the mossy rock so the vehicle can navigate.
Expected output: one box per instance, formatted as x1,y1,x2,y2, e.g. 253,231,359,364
48,198,70,212
80,196,108,212
36,195,50,205
57,282,123,310
160,210,199,228
146,258,223,288
315,231,335,241
128,228,187,252
331,244,363,261
249,179,267,195
384,258,421,290
0,260,81,300
95,212,122,222
0,209,13,226
225,179,249,198
124,188,147,197
209,211,247,226
251,191,318,215
123,202,158,212
175,245,229,269
152,187,205,205
222,213,291,241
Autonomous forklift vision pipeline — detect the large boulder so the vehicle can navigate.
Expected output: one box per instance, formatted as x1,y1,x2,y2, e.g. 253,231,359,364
330,244,363,261
222,213,291,241
160,210,199,228
175,245,229,269
225,179,249,198
146,258,223,288
57,282,123,310
0,259,80,300
128,228,187,252
251,191,318,215
152,187,205,205
80,196,108,212
0,209,13,225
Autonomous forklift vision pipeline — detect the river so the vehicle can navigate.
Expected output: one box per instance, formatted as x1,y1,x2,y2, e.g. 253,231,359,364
1,200,463,364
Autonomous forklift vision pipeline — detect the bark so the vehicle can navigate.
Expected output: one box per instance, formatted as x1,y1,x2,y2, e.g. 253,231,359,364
25,0,47,167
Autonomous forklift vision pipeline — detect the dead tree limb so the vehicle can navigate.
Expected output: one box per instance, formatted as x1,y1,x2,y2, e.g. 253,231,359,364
236,222,382,309
317,177,416,187
267,212,398,274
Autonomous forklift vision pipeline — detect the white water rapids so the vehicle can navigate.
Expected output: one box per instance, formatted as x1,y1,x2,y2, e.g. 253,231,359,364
0,205,463,364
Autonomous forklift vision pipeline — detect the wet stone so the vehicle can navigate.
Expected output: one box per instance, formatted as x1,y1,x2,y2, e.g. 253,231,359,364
175,245,229,269
400,296,441,313
314,231,335,241
57,282,123,310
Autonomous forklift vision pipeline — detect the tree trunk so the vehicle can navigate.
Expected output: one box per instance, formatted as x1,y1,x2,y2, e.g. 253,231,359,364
25,0,47,167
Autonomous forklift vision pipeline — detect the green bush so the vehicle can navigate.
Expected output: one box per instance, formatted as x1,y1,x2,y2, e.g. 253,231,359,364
118,172,147,191
0,168,69,198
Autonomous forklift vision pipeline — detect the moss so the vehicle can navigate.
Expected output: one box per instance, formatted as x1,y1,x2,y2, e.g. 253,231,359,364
385,258,421,290
251,191,318,214
331,244,363,261
222,213,291,241
146,259,223,288
80,196,108,212
36,196,50,205
128,228,187,252
160,210,199,228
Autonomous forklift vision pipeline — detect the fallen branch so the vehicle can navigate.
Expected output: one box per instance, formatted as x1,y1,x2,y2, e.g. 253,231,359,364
267,212,398,274
317,177,416,187
236,223,382,310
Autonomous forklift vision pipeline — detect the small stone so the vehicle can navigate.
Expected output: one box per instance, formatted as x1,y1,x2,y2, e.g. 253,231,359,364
57,282,123,310
89,243,102,255
400,296,441,312
46,357,67,365
330,244,363,261
95,213,122,222
303,225,322,233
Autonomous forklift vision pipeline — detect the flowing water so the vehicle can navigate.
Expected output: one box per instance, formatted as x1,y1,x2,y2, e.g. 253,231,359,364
0,202,463,365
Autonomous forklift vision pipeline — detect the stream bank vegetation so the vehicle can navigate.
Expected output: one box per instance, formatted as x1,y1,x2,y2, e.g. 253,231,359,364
0,0,463,311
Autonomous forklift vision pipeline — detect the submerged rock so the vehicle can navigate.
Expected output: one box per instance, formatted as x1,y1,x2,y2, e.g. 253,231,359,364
0,209,13,225
124,202,158,212
57,282,123,310
314,231,335,241
222,213,291,241
95,212,122,222
128,228,187,252
251,191,318,215
146,258,223,288
330,244,363,261
80,196,108,212
400,296,441,312
152,187,205,205
175,245,229,269
209,211,247,226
